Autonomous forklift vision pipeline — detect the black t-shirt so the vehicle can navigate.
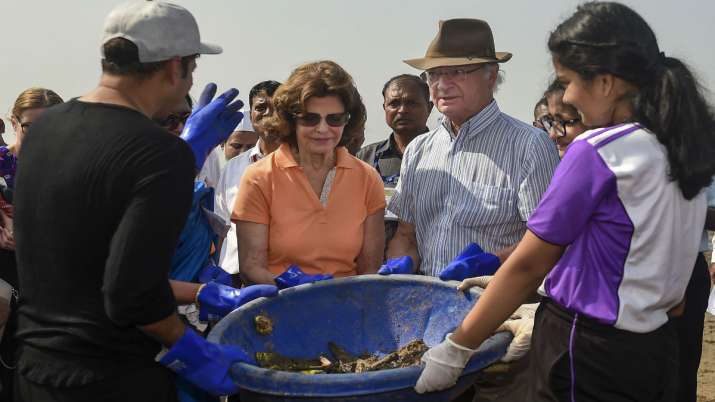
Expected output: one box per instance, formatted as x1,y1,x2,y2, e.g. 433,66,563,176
13,100,195,387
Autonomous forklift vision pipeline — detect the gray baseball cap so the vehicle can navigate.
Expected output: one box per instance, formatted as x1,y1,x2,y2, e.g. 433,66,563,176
101,1,222,63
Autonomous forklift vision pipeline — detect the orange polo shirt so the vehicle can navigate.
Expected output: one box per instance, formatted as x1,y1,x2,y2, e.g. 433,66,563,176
232,144,385,277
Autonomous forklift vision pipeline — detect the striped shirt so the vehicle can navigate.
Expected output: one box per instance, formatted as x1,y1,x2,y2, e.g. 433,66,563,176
388,100,559,277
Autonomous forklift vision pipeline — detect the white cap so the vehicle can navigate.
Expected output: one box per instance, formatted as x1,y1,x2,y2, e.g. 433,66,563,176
234,109,254,132
101,1,222,63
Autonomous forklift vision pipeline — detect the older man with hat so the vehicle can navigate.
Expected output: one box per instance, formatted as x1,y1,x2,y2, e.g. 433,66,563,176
380,18,558,399
11,2,278,401
384,18,558,280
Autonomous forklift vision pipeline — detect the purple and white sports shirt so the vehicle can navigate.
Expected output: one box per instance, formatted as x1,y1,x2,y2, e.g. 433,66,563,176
528,123,706,333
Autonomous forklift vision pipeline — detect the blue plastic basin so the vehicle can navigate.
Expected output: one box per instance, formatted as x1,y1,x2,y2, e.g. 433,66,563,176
208,275,511,401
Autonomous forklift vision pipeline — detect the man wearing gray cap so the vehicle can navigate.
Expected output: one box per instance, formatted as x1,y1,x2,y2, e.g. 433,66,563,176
11,2,275,400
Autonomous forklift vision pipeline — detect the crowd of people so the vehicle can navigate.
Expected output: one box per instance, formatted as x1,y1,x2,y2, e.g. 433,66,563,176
0,1,714,402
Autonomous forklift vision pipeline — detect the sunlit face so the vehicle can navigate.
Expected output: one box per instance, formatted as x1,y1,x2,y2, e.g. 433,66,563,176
12,108,47,146
546,90,587,157
383,80,431,135
427,64,496,125
250,92,273,132
553,59,613,128
224,130,259,160
295,96,346,156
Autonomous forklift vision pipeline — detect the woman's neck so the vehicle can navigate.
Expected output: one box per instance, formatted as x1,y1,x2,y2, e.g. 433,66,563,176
293,146,336,171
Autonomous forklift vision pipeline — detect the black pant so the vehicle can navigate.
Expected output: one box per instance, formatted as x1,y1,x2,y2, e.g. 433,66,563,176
673,253,711,402
14,364,177,402
528,299,678,402
0,249,17,402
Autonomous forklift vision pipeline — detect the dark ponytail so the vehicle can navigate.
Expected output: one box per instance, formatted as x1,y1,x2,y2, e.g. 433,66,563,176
549,2,715,199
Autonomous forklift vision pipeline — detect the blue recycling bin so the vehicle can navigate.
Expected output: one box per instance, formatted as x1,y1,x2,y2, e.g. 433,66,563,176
208,274,512,401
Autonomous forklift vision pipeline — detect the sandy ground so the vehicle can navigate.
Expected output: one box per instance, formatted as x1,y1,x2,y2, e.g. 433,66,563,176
698,313,715,402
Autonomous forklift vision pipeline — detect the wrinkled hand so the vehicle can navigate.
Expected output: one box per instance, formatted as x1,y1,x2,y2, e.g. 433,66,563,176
198,262,233,287
439,243,500,282
181,83,244,170
378,256,415,275
415,333,476,394
274,265,332,290
160,329,251,396
197,282,277,321
456,275,493,292
496,303,538,362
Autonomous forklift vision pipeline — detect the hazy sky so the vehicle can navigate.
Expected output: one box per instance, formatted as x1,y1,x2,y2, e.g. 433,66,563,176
1,0,713,145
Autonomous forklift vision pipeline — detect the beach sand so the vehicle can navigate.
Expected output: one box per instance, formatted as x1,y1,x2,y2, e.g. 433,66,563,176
699,313,715,402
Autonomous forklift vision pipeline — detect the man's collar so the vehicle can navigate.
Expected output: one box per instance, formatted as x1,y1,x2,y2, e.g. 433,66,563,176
274,143,355,169
377,130,428,157
441,100,500,137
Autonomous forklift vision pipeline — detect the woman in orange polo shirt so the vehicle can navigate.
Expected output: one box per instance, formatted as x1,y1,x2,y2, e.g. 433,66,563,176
232,60,385,286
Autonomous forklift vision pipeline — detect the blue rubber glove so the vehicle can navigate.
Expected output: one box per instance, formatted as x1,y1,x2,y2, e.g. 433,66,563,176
438,243,501,282
181,83,244,170
378,256,415,275
274,264,333,290
197,282,278,321
198,262,233,287
160,329,251,396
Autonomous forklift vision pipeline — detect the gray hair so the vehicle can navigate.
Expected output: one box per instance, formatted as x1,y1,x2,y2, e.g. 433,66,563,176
483,63,504,93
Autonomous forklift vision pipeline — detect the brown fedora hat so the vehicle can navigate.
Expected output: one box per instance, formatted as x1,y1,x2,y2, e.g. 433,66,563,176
404,19,512,70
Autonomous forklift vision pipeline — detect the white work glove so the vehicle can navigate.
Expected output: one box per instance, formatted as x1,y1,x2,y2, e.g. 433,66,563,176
456,275,493,292
496,303,538,362
414,333,476,394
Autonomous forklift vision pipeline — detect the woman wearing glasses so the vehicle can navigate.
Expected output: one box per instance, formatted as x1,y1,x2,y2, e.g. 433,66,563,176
2,88,63,190
416,3,715,401
233,60,385,287
539,80,588,158
0,87,62,401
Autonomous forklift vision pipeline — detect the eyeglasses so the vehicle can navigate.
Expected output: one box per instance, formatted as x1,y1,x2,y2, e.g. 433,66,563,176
155,111,191,132
538,115,581,137
421,65,485,85
294,112,350,127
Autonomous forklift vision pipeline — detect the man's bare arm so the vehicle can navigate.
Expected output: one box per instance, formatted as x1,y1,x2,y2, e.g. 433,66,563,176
386,221,421,271
237,221,276,285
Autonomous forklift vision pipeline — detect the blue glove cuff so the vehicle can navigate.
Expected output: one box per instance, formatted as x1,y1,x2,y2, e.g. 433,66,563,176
378,256,415,275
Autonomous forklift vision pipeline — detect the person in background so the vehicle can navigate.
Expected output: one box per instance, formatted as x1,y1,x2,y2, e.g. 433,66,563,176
0,119,6,147
0,87,63,402
676,178,715,402
532,97,549,130
234,61,385,287
357,74,432,256
415,4,715,401
12,2,275,400
155,94,192,136
224,113,258,161
215,80,282,276
345,100,367,155
539,79,588,157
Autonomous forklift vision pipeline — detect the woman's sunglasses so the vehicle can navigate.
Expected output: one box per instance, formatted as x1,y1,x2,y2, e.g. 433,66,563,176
294,112,350,127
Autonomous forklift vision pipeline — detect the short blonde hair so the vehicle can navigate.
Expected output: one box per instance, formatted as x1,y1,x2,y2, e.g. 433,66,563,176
11,87,63,119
